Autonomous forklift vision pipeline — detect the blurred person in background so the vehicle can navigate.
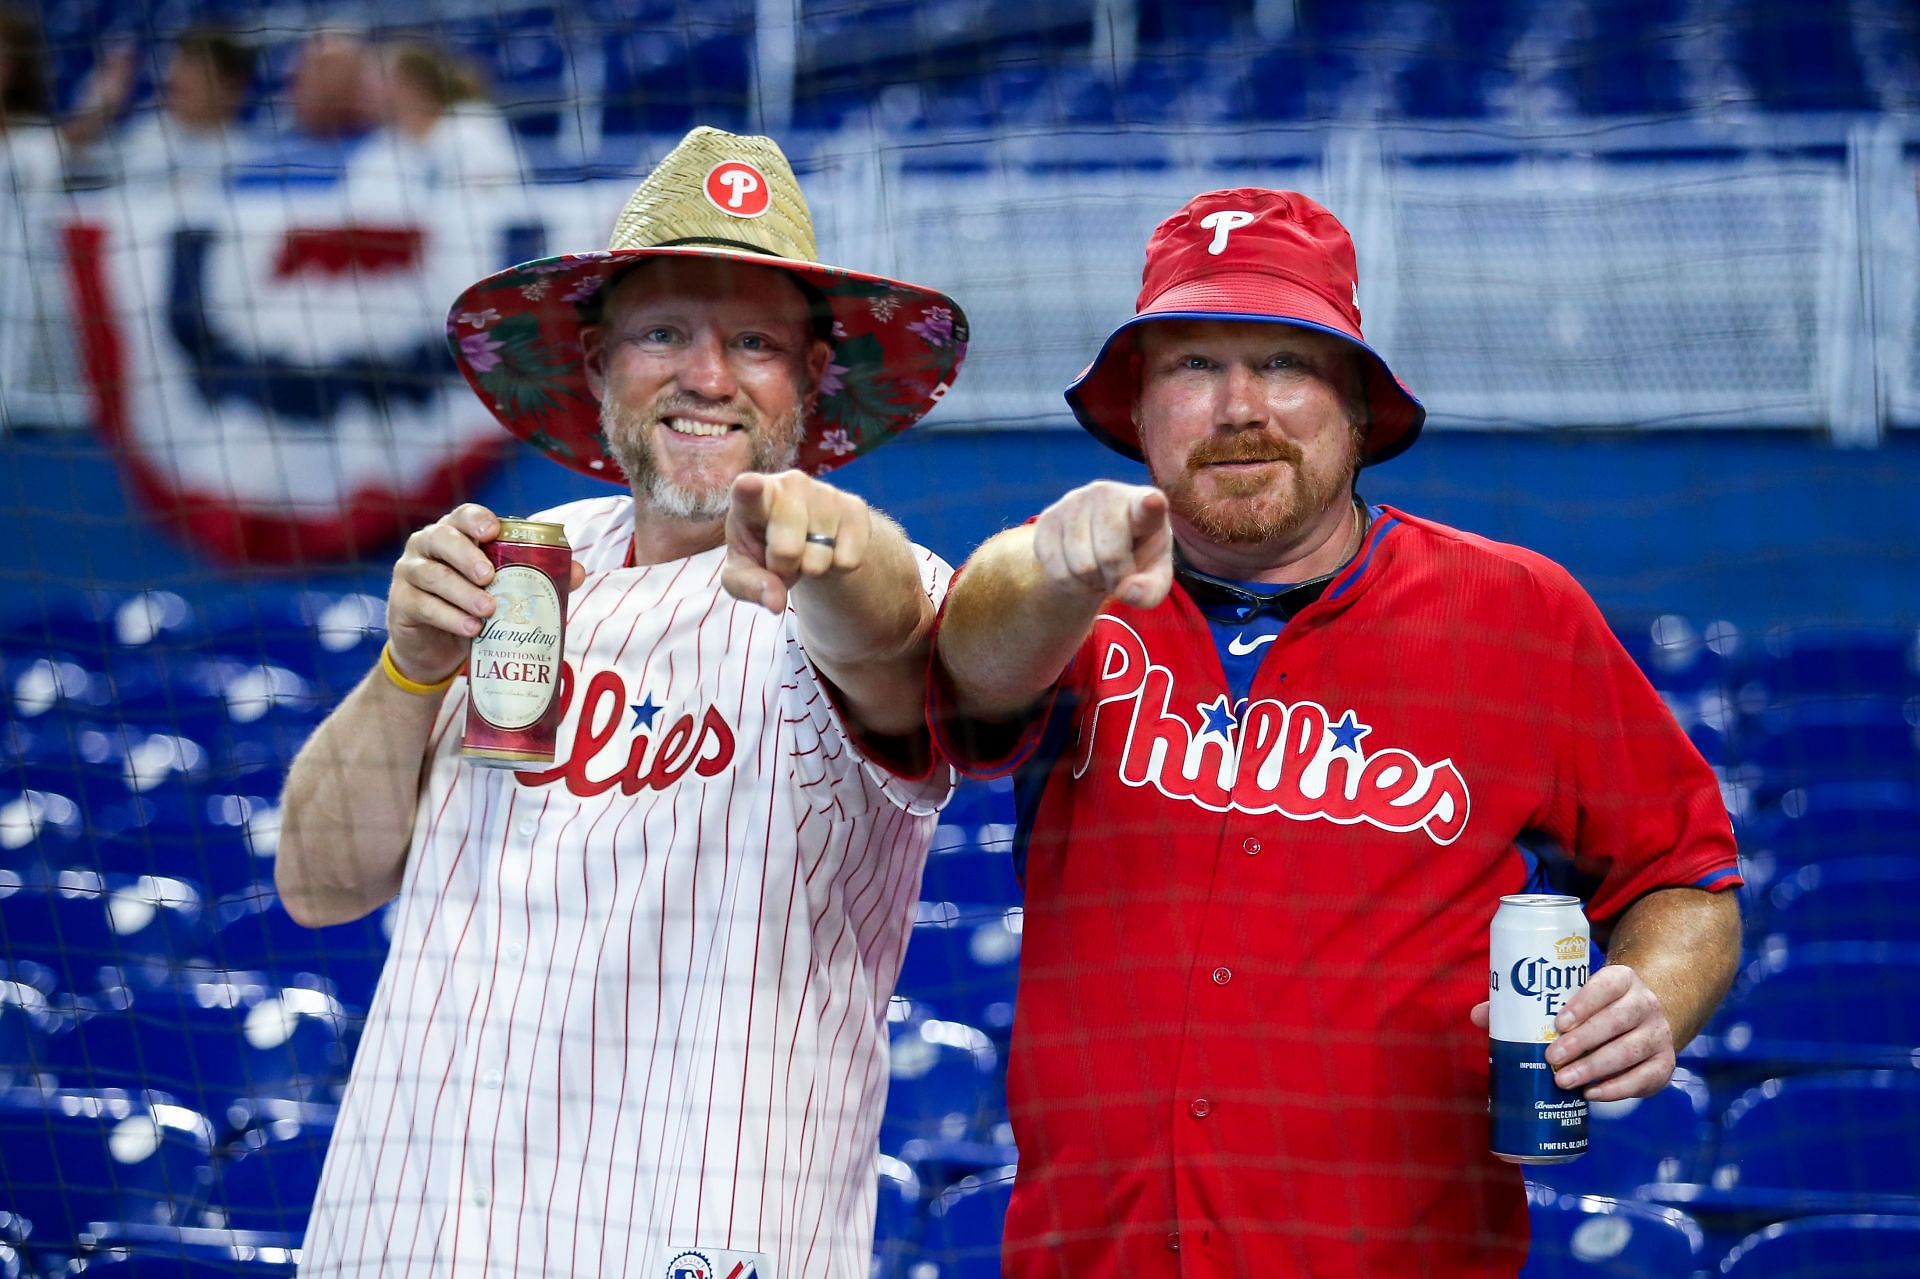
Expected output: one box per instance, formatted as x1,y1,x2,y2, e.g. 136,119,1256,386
0,6,58,180
348,38,524,195
242,28,374,180
64,24,259,186
0,5,78,431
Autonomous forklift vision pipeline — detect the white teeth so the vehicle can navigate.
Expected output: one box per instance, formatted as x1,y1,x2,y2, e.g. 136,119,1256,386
664,417,732,438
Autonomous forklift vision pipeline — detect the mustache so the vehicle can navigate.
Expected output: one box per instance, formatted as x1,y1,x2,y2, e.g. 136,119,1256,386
1186,434,1303,471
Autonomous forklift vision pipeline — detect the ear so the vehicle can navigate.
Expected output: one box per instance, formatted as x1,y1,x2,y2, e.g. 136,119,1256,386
804,338,832,402
581,324,607,401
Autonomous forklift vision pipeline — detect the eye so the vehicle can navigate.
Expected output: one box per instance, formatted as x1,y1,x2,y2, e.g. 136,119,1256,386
1181,355,1213,371
1266,352,1302,370
635,325,679,346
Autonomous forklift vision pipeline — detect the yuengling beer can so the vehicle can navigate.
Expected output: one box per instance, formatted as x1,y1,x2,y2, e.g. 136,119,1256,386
1489,893,1590,1164
461,518,568,769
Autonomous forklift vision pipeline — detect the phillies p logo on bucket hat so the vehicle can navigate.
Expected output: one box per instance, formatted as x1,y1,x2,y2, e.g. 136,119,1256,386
1065,189,1424,467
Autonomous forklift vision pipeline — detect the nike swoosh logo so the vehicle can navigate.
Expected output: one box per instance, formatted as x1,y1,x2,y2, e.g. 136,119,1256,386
1227,633,1278,656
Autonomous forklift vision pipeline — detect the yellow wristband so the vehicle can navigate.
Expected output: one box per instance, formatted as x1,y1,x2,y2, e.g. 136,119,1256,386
380,643,457,696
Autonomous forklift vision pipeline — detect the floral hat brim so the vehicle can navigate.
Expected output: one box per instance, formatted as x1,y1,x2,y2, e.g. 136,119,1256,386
446,246,969,484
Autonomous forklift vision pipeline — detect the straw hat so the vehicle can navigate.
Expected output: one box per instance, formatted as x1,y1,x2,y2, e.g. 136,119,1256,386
446,127,970,482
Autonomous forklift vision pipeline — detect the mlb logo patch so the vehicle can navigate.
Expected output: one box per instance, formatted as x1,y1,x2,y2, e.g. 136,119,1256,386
704,161,772,218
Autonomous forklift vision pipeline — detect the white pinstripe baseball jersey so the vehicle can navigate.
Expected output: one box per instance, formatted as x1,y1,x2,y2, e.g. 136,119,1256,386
301,493,953,1279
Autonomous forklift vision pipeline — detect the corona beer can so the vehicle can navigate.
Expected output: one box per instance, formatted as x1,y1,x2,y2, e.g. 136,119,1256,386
1489,893,1591,1164
461,518,569,769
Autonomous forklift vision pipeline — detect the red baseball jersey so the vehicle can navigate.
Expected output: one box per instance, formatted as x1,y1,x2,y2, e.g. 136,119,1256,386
929,505,1740,1279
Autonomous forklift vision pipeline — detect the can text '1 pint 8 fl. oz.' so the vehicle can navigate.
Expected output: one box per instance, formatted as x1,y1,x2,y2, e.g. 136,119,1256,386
1489,893,1590,1164
461,518,569,769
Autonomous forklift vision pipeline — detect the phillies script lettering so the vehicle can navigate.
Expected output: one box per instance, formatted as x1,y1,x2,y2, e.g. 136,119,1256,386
516,663,738,796
1075,616,1470,844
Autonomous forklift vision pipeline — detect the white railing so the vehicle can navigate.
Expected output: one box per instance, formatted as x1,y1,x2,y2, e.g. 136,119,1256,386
4,116,1915,445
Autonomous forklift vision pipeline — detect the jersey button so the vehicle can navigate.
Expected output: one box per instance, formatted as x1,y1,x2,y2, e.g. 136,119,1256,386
481,1068,503,1090
1211,967,1232,986
471,1186,490,1208
1166,1232,1181,1252
1190,1098,1211,1119
516,817,538,838
504,941,525,962
1242,836,1261,855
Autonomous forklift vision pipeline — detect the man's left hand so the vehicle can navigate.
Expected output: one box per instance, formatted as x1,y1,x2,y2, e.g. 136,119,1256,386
1468,964,1676,1101
723,470,873,613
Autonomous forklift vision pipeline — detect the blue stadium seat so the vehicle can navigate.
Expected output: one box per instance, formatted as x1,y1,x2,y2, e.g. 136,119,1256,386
445,7,576,140
0,874,208,997
938,779,1015,833
1719,1214,1920,1278
1751,855,1920,945
1526,1070,1712,1197
40,979,348,1116
209,895,391,1012
1695,942,1920,1070
89,787,270,899
882,1012,1000,1148
0,979,55,1087
1562,0,1692,116
212,1103,335,1233
1615,615,1739,697
1742,627,1917,703
1736,701,1919,796
1519,1186,1703,1278
1736,3,1873,111
1738,783,1920,889
52,1243,298,1277
921,1166,1014,1279
919,837,1022,908
1394,0,1525,120
0,787,90,879
0,1089,215,1259
601,29,752,136
894,904,1020,1036
1694,1072,1920,1217
0,590,203,665
872,1152,921,1278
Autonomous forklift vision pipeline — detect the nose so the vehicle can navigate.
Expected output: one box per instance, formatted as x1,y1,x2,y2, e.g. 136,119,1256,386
1217,362,1264,431
676,327,737,402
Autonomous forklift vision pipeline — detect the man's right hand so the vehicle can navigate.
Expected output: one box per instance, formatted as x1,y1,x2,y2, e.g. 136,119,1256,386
386,504,586,686
1031,481,1174,610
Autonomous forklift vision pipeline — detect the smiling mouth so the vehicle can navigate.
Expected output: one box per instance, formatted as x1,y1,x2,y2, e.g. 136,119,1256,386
661,416,744,439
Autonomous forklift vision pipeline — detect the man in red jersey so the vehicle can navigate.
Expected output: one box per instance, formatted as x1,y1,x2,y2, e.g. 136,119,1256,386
928,189,1742,1277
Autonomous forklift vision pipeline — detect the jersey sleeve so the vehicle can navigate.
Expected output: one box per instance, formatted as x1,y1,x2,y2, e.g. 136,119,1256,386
1537,578,1742,924
783,542,956,817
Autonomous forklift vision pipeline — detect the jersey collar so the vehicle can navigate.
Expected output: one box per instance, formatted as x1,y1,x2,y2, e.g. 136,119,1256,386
1174,497,1374,620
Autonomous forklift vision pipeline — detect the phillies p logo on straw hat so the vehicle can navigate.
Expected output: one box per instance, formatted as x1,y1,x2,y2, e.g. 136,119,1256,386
446,127,969,483
704,160,771,218
1065,188,1425,468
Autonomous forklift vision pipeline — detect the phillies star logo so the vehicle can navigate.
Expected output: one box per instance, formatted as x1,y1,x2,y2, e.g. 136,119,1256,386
1075,616,1470,844
517,663,738,796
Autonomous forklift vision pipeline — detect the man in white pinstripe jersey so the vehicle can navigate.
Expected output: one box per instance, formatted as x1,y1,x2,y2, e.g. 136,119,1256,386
276,126,971,1279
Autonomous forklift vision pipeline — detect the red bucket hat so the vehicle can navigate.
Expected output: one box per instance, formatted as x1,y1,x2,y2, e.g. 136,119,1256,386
446,127,968,483
1065,188,1424,467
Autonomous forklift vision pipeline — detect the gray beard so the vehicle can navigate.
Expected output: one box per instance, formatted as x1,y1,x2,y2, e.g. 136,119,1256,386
601,397,804,521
